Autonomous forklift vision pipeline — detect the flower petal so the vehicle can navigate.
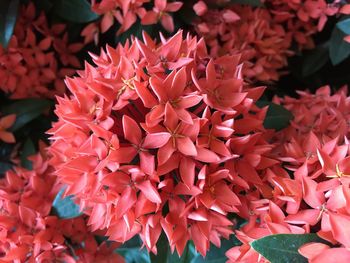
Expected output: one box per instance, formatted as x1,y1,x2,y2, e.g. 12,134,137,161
177,137,197,156
143,132,171,148
123,115,142,145
136,180,162,203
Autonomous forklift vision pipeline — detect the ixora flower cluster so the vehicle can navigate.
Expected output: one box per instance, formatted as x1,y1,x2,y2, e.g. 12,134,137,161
0,3,82,99
48,29,350,260
226,86,350,262
49,30,274,256
0,146,123,262
193,0,339,82
83,0,342,84
83,0,183,42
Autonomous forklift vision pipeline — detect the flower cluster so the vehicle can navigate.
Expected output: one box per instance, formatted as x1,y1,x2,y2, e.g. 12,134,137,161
0,2,82,99
3,0,350,262
193,0,339,82
226,86,350,262
83,0,182,43
273,86,350,141
0,147,123,262
193,5,292,82
47,30,279,256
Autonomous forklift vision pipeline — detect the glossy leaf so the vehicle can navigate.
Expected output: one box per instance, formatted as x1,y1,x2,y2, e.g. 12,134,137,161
1,99,52,131
150,233,168,263
337,18,350,35
116,22,155,45
192,235,241,263
0,0,19,48
20,139,36,170
169,242,198,263
54,0,99,23
51,188,82,219
115,236,150,263
329,26,350,65
302,42,329,76
0,162,12,175
251,234,328,263
149,233,200,263
256,101,293,131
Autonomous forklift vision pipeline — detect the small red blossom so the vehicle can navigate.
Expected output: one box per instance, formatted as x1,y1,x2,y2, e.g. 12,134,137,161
0,149,124,263
0,114,16,143
0,2,82,98
141,0,183,32
193,0,340,82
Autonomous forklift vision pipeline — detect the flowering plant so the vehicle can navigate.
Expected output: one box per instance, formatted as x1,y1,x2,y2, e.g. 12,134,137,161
1,0,350,262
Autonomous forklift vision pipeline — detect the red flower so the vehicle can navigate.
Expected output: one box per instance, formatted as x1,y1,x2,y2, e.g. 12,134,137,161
0,114,16,143
48,30,270,256
141,0,183,32
0,149,124,262
0,2,82,98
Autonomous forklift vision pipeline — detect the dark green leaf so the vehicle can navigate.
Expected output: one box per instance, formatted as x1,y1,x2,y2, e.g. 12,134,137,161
329,26,350,65
177,3,196,25
251,234,329,263
230,0,263,7
302,42,329,76
115,236,150,263
116,22,155,45
51,188,82,219
256,101,293,131
150,233,168,263
20,139,36,170
95,235,109,245
35,0,54,12
149,234,199,263
1,99,52,131
0,162,12,174
337,18,350,35
0,0,19,48
169,242,198,263
192,235,241,263
53,0,99,23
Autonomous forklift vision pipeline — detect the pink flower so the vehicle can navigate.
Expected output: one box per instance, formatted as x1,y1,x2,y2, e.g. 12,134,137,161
193,1,208,16
48,30,269,257
141,0,183,32
0,114,16,143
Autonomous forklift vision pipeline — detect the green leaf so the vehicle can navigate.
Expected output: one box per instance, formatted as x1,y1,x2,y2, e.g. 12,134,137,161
256,101,293,131
149,233,200,263
0,162,12,174
53,0,99,23
115,236,150,263
0,142,14,174
177,2,196,26
329,26,350,65
192,235,241,263
0,0,19,48
20,139,36,170
35,0,54,12
230,0,263,7
169,242,198,263
337,18,350,35
51,188,82,219
150,233,168,263
1,99,52,131
302,42,329,76
116,21,155,45
251,234,329,263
